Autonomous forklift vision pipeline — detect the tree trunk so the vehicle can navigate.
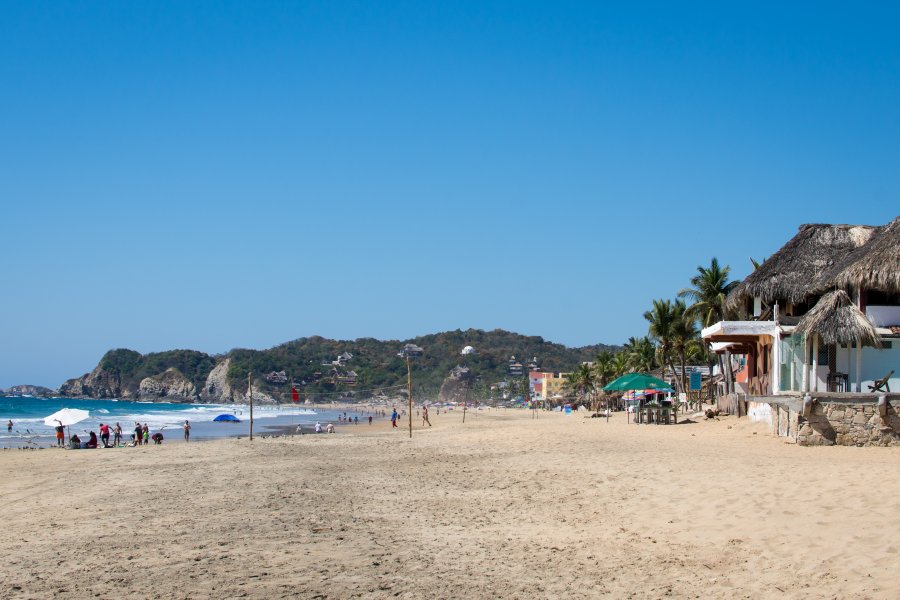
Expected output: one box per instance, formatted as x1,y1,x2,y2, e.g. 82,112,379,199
724,350,735,395
667,359,683,394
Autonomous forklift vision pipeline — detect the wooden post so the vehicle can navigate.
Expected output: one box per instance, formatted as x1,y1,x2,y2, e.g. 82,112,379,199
248,372,254,441
811,335,819,393
800,335,809,393
847,342,852,392
771,331,781,395
407,356,413,438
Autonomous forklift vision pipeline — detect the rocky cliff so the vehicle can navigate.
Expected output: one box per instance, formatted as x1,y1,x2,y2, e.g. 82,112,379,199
201,359,235,403
59,363,125,399
139,368,197,402
438,366,475,404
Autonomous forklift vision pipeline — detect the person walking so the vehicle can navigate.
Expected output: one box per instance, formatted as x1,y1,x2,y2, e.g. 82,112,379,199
99,423,110,448
183,419,191,442
113,422,122,446
6,420,12,432
422,405,432,427
390,408,398,429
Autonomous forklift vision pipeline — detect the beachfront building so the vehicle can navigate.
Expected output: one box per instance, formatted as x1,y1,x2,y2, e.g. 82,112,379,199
540,372,570,405
702,218,900,445
529,370,545,400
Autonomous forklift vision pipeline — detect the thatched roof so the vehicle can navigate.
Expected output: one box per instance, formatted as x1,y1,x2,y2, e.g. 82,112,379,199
726,223,876,310
795,290,882,348
832,216,900,293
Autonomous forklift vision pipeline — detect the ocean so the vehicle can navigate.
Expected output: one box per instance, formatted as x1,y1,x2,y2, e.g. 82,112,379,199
0,397,371,448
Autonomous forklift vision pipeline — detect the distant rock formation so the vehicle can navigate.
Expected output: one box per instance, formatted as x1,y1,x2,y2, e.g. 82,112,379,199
59,363,124,399
202,359,234,403
438,366,475,404
139,368,197,402
1,384,57,397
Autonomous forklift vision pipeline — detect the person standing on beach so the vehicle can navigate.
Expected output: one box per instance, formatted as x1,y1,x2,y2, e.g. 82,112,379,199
99,423,110,448
422,405,431,427
183,420,191,442
368,415,372,425
113,423,122,446
134,422,143,446
54,420,65,447
142,424,149,445
390,408,398,429
7,420,12,432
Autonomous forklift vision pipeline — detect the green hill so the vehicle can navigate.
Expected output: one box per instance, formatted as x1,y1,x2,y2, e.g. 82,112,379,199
60,329,619,402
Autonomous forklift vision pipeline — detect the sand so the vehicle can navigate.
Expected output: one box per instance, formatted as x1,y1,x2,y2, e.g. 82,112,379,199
2,409,899,599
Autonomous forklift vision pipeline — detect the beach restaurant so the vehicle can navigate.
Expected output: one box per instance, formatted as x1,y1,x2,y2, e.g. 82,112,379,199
702,218,900,446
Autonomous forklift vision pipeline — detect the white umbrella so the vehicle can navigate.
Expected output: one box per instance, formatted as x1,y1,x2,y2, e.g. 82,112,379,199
43,408,90,427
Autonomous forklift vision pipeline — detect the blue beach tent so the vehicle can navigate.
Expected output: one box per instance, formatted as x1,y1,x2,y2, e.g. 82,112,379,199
213,414,241,423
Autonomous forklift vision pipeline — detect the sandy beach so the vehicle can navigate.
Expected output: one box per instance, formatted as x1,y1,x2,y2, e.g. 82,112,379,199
2,409,899,599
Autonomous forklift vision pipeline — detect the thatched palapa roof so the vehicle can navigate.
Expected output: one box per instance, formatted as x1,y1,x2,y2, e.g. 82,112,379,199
795,290,882,348
726,223,876,310
832,216,900,293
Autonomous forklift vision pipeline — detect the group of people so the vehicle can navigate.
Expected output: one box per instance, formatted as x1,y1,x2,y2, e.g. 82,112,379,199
336,413,359,424
311,421,336,434
391,405,432,428
56,419,192,449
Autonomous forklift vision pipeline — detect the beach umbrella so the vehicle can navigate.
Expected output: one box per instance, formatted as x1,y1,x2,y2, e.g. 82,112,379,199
43,408,90,427
603,374,672,424
213,414,241,423
603,373,671,392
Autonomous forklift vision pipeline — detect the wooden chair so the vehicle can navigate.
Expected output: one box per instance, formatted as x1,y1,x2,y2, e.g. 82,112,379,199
868,370,894,393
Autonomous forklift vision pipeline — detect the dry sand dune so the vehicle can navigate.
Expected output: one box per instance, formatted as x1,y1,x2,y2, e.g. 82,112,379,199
2,410,899,599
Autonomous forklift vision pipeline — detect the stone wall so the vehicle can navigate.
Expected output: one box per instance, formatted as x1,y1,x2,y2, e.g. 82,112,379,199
797,398,900,447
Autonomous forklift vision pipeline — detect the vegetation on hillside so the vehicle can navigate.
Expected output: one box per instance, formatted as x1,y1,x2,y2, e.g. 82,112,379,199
77,330,619,401
226,329,618,400
99,348,217,394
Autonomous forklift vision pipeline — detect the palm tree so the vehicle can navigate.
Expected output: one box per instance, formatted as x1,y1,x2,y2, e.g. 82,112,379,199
678,258,742,398
624,336,656,373
643,299,682,393
611,351,629,378
678,257,740,328
592,351,616,388
670,299,699,394
566,363,595,406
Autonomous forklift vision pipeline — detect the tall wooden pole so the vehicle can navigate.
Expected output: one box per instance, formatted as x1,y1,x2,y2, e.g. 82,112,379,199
406,356,413,438
248,371,254,441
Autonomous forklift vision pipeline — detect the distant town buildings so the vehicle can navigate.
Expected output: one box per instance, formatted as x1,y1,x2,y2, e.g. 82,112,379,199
400,343,424,358
265,370,288,384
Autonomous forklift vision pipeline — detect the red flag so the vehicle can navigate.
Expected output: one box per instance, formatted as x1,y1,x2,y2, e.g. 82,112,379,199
291,387,300,403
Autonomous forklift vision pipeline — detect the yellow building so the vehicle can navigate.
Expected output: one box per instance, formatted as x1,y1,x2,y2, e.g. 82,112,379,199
540,373,570,402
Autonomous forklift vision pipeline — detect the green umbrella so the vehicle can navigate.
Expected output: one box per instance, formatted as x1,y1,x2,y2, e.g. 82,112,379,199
603,373,672,392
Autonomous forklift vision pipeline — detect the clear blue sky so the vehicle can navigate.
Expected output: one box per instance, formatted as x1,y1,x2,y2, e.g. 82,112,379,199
2,2,898,388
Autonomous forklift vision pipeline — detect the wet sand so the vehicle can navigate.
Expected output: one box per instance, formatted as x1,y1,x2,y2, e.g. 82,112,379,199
2,409,899,599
